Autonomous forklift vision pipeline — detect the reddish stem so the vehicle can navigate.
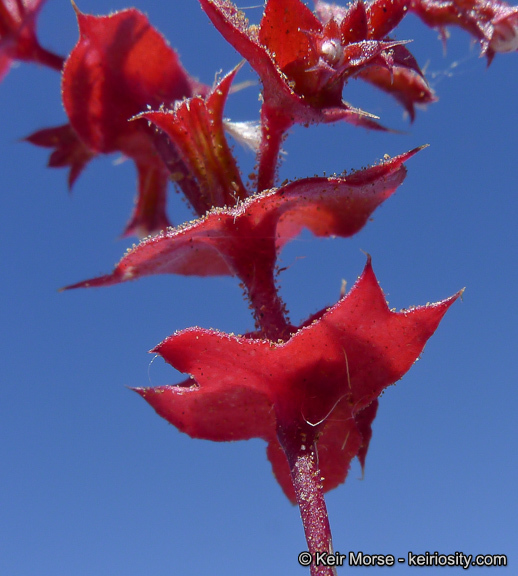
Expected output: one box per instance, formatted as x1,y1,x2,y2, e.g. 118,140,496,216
245,258,290,341
31,45,65,72
253,75,336,576
228,214,291,340
278,426,336,576
256,105,292,193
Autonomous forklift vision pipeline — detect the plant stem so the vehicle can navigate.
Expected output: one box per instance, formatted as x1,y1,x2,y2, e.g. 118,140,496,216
279,427,337,576
256,105,292,193
255,82,334,576
245,261,290,341
229,218,291,341
32,46,65,72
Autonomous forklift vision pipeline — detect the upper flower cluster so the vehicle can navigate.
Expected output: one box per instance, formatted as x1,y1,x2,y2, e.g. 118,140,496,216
200,0,434,126
201,0,518,127
198,0,516,192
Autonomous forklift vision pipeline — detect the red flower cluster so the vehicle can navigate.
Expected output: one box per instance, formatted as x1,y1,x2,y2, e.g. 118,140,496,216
201,0,435,124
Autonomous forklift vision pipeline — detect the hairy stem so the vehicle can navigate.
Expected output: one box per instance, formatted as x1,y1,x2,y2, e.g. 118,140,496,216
256,105,292,193
279,427,336,576
245,261,290,341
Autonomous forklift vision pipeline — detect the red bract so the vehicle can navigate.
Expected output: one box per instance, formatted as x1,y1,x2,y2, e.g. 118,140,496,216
63,147,420,340
137,67,249,215
199,0,434,190
200,0,405,126
0,0,63,82
314,0,436,120
62,147,420,289
24,124,95,188
135,257,461,502
60,6,209,237
410,0,518,62
356,45,435,121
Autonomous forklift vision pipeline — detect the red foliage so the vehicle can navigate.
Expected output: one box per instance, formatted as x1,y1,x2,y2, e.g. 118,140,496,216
24,124,95,188
135,257,461,502
59,7,209,237
4,0,517,569
410,0,518,62
0,0,63,81
200,0,433,126
138,68,249,215
62,147,421,290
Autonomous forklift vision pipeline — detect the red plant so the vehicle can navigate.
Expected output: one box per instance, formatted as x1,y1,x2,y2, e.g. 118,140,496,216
24,124,94,188
7,0,516,573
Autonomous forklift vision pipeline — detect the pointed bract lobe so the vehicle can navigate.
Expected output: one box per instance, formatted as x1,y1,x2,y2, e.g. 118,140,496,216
24,124,95,188
135,258,461,502
62,148,420,290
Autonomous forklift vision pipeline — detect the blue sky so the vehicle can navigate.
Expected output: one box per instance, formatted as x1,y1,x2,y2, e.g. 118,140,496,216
1,1,517,574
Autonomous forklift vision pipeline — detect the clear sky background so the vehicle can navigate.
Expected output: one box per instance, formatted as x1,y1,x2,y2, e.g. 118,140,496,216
1,1,517,574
